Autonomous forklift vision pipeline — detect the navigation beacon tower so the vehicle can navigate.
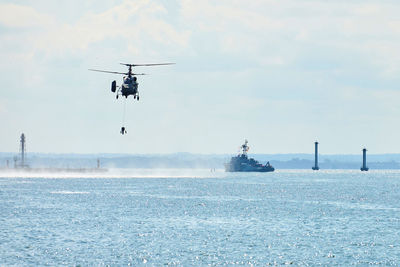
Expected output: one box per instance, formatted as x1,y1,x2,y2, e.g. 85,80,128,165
312,141,319,170
17,133,29,168
360,148,369,171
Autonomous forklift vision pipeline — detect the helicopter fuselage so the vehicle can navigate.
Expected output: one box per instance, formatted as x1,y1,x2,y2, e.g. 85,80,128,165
120,76,138,98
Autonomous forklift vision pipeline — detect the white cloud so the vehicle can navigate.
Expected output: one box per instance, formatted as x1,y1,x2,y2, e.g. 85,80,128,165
0,3,54,28
179,0,400,76
0,1,190,58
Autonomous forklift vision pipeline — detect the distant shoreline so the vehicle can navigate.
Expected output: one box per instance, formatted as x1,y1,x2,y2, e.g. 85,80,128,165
1,152,400,170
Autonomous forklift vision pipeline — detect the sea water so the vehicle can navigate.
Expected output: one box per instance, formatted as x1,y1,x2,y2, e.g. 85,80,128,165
1,170,400,266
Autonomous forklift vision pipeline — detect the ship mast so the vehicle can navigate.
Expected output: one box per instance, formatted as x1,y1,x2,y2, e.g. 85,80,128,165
241,139,249,156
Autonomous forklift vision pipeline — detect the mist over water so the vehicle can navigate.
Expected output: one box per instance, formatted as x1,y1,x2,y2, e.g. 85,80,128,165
1,170,400,265
0,168,226,179
1,168,396,179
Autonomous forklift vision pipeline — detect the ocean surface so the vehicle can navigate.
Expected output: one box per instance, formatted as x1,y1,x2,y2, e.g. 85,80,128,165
1,169,400,266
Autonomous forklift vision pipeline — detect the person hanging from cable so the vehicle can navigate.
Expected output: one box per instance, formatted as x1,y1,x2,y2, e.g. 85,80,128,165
120,98,127,135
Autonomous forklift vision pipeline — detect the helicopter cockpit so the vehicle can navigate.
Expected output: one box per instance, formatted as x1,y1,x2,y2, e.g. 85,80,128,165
123,76,138,85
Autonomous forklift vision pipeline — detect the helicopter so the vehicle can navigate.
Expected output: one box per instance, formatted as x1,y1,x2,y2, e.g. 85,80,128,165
89,62,174,135
89,62,174,100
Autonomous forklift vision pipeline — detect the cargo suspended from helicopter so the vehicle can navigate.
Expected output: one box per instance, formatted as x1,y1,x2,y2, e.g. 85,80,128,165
89,62,174,100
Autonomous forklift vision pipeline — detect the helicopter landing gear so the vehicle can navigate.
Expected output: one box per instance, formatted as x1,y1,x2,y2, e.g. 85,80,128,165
120,126,127,135
134,95,136,99
116,95,119,99
137,95,139,101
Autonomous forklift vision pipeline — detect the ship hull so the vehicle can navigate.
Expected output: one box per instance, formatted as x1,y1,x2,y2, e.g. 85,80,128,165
225,167,274,172
224,157,275,172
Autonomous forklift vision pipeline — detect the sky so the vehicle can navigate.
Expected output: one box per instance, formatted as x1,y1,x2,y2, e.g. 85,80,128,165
1,0,400,154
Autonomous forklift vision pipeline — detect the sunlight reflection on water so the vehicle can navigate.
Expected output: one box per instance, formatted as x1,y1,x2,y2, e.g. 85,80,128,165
1,170,400,265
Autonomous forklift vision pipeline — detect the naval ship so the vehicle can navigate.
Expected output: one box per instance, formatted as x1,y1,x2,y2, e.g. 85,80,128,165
225,140,274,172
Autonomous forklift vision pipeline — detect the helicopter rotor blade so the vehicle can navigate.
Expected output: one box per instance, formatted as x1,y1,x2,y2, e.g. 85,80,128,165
88,69,128,75
120,63,175,67
132,73,147,75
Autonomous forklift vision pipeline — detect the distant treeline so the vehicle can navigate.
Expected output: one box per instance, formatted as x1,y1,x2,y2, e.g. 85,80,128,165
1,153,400,169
